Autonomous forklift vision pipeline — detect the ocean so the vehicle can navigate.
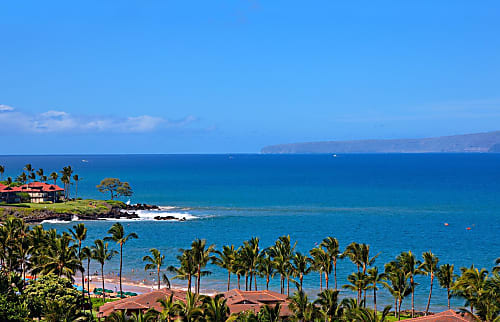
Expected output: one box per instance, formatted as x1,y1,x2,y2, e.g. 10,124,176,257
1,154,499,310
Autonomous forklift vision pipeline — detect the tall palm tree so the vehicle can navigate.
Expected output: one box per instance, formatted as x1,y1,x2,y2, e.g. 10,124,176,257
36,168,44,181
50,172,59,185
493,258,500,273
143,248,165,289
60,166,73,199
214,245,236,291
309,247,326,291
0,165,4,180
69,223,87,304
257,254,275,291
437,263,455,309
268,236,296,295
24,164,34,182
289,290,316,322
367,267,386,317
321,237,342,290
104,222,138,296
91,239,117,303
16,172,27,185
190,239,215,294
397,251,423,318
73,174,80,198
81,246,92,304
382,260,411,320
343,271,368,304
291,252,311,291
420,251,439,315
168,249,200,292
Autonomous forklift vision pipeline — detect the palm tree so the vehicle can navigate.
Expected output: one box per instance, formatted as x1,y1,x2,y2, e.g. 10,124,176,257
175,292,204,322
309,247,326,291
366,267,386,316
190,239,215,294
258,254,275,291
104,222,138,296
343,271,368,304
157,294,178,322
397,251,423,318
24,164,34,182
50,172,59,185
493,258,500,273
420,251,439,315
453,265,489,315
39,232,81,280
143,248,165,289
16,172,27,184
291,252,311,291
168,249,204,292
437,263,455,309
91,239,117,303
214,245,236,291
81,246,92,304
36,168,44,181
289,290,316,322
321,237,342,291
258,304,281,322
382,261,410,320
69,223,87,304
348,305,392,322
0,165,4,180
60,165,73,199
73,174,80,198
314,289,343,322
202,293,230,322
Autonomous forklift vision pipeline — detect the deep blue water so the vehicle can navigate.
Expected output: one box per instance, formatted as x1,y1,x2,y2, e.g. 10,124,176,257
1,154,499,310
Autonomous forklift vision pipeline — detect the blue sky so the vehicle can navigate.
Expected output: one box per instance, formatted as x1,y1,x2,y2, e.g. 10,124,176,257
1,0,500,154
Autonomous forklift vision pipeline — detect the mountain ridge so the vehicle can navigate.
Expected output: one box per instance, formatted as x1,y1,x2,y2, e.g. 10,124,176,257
261,131,500,154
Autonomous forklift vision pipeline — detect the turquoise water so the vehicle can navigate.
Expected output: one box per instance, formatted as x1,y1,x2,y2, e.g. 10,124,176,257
1,154,499,310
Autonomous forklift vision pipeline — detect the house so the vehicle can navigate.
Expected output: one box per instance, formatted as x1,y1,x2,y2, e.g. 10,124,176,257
98,289,188,318
223,289,292,317
98,288,293,318
404,309,475,322
0,182,65,204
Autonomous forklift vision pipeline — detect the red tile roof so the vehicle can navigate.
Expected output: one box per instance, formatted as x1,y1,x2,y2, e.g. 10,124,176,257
0,182,64,193
98,289,188,317
0,183,6,190
224,289,291,316
405,310,475,322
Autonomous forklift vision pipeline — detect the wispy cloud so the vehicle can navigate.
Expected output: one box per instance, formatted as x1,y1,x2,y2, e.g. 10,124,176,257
0,105,196,134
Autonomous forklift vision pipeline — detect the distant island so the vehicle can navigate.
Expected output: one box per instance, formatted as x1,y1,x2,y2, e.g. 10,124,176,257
261,130,500,154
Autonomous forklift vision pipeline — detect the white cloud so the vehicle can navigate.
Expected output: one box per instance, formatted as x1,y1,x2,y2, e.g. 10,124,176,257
0,104,14,112
0,105,197,134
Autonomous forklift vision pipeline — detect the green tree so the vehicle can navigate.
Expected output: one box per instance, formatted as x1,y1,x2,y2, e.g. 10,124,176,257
24,274,81,320
143,248,165,290
258,254,275,291
73,174,80,198
38,232,81,280
258,303,281,322
437,263,455,310
320,237,342,291
0,271,29,322
97,178,133,200
214,244,237,291
0,165,4,180
50,172,59,185
397,251,423,318
420,251,439,315
69,223,88,305
367,267,386,316
190,239,215,294
175,292,204,322
157,294,178,322
291,252,311,291
314,289,343,322
203,293,230,322
105,222,138,296
91,239,117,303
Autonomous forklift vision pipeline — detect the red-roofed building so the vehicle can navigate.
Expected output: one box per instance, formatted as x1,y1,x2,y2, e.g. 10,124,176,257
224,289,292,317
0,182,65,204
405,310,475,322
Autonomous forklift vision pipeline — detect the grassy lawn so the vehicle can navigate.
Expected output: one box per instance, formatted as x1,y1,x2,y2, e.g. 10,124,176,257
0,199,126,219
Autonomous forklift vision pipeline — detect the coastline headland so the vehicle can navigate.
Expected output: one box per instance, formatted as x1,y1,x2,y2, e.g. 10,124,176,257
0,200,166,223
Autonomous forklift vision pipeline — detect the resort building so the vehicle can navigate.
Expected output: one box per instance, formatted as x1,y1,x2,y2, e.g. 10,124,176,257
98,288,292,318
405,310,474,322
0,182,65,204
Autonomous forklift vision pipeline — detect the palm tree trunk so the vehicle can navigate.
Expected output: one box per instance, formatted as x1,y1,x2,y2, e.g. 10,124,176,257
325,272,329,289
425,274,433,315
287,275,290,296
334,261,337,291
300,274,303,291
101,265,105,304
119,244,123,297
398,297,402,321
411,281,415,318
81,266,86,308
394,298,397,318
373,286,377,314
447,288,450,309
254,272,257,291
319,271,323,291
227,271,231,291
245,273,248,291
157,267,160,289
237,274,240,289
188,274,192,292
266,275,270,290
87,259,91,305
249,271,252,290
197,264,201,294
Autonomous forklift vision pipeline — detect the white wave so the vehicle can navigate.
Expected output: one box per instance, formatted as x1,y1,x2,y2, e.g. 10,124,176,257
41,219,71,224
135,210,197,221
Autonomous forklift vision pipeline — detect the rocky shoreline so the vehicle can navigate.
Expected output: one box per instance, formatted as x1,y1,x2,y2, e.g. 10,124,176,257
1,203,172,224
